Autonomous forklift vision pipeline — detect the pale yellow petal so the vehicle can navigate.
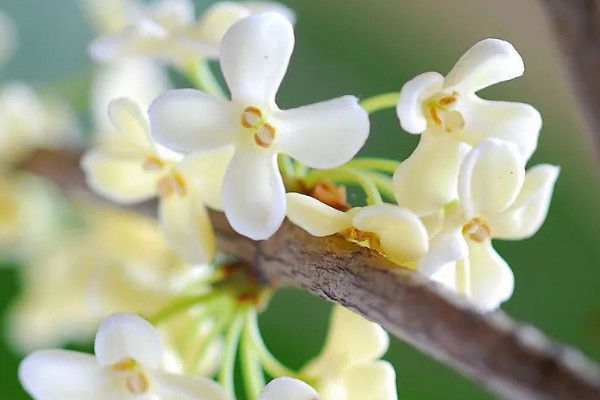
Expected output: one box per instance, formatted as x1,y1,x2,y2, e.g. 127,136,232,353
285,193,352,237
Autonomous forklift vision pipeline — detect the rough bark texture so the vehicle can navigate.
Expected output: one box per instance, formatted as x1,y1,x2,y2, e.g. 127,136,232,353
26,149,600,400
541,0,600,147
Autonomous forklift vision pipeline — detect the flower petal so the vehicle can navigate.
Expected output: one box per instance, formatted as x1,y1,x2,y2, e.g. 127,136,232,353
418,228,468,276
393,132,470,216
443,38,524,93
456,97,541,161
430,262,458,292
488,164,559,240
19,350,105,400
241,2,296,24
275,96,369,168
153,371,230,400
396,71,444,134
81,150,159,204
285,193,352,236
458,138,525,218
258,377,319,400
352,204,429,266
467,239,514,311
95,313,163,368
305,305,388,375
108,98,152,146
149,89,237,153
222,148,285,240
176,147,234,210
220,12,293,105
342,361,398,400
185,2,250,47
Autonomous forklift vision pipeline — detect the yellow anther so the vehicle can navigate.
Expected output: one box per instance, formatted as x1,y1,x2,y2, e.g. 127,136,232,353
254,123,276,148
341,227,382,253
429,104,442,126
125,372,150,394
142,155,166,172
156,172,187,197
112,358,136,371
241,106,263,128
462,217,491,242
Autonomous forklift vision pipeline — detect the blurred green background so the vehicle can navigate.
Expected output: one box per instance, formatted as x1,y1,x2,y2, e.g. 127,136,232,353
1,0,600,399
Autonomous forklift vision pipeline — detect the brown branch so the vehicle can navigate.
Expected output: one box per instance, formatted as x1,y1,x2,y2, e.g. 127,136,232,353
541,0,600,147
26,149,600,400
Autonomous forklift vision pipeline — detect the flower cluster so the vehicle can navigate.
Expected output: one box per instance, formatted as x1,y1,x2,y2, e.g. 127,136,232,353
0,1,561,400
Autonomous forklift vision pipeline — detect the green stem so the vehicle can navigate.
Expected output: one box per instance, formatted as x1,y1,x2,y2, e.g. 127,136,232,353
278,154,295,185
305,167,382,205
189,299,233,373
364,171,395,200
294,160,309,177
219,313,244,398
360,92,400,114
186,61,227,99
247,310,298,379
241,310,265,399
345,157,400,173
148,292,218,325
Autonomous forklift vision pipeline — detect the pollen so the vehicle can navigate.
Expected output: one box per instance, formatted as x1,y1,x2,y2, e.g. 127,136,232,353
254,124,276,148
156,171,187,197
125,371,150,394
112,358,136,371
462,217,491,242
241,106,262,128
142,155,166,171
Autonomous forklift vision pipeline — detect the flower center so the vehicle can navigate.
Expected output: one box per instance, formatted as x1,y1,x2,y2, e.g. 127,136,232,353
156,171,187,197
462,217,491,242
341,227,382,253
142,155,166,171
240,106,277,148
112,358,150,395
426,91,465,133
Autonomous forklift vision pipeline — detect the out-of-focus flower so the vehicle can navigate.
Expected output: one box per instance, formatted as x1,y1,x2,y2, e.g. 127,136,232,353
0,83,80,164
82,98,231,263
19,313,230,400
150,13,370,239
0,9,16,67
393,38,541,216
286,193,428,268
258,377,320,400
419,139,559,311
80,0,131,34
90,0,294,69
300,306,397,400
8,198,198,351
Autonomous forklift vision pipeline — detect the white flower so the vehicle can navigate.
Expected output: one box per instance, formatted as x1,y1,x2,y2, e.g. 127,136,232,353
301,306,397,400
286,193,428,268
90,0,294,68
150,13,370,240
420,139,559,311
19,313,230,400
258,377,320,400
393,38,542,215
82,98,232,263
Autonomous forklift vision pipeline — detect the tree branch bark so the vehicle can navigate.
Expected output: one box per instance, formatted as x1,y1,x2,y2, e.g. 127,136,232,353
540,0,600,147
24,149,600,399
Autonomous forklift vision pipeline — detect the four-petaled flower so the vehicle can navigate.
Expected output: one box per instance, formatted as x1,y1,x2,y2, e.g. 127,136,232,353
150,12,370,240
19,313,230,400
90,0,294,69
393,38,542,216
300,306,397,400
82,97,232,263
419,139,559,311
286,193,428,268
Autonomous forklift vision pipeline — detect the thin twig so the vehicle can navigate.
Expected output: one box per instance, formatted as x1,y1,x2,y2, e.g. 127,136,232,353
25,149,600,400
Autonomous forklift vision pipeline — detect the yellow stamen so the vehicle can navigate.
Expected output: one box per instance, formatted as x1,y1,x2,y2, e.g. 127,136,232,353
142,155,166,171
126,372,150,394
254,123,276,148
156,172,187,197
241,106,262,128
112,358,136,371
462,217,491,242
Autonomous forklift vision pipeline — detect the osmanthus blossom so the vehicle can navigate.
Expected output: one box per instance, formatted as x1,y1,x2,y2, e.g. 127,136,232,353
19,313,230,400
90,0,295,69
394,38,542,216
419,139,559,311
301,306,397,400
258,377,320,400
286,193,428,268
150,13,370,240
9,198,198,352
81,98,232,263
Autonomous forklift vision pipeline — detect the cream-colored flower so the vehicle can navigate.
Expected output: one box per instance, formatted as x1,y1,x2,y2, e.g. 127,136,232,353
150,13,370,239
286,193,428,268
0,83,80,164
80,0,131,34
0,9,16,67
301,306,397,400
419,139,559,311
82,97,231,263
394,38,542,216
19,313,230,400
258,377,320,400
90,0,294,68
8,199,197,352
